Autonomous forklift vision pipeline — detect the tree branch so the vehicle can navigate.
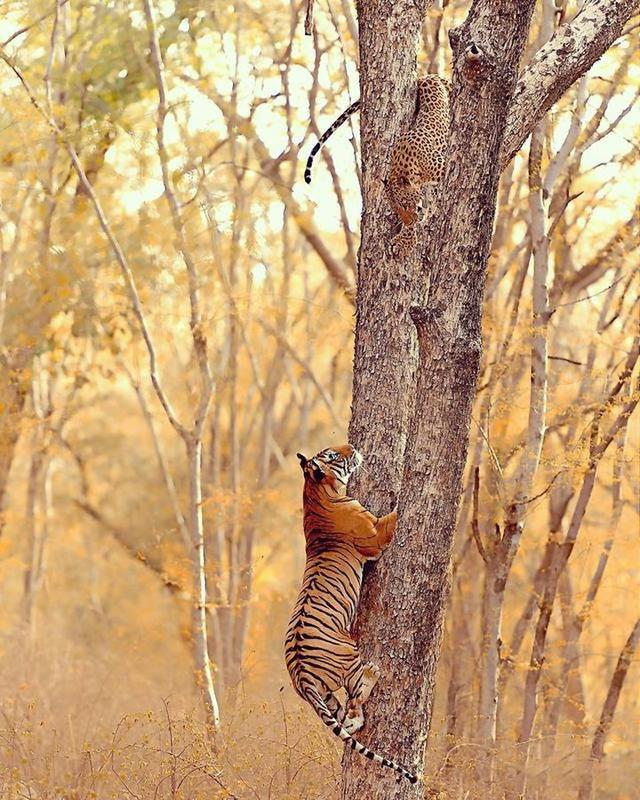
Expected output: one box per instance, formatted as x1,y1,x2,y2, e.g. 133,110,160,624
470,467,489,564
143,0,214,435
501,0,640,167
75,500,184,596
304,0,315,35
181,76,356,300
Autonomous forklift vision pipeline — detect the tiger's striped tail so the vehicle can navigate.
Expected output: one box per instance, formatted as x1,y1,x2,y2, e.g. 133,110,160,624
304,100,361,184
302,684,418,784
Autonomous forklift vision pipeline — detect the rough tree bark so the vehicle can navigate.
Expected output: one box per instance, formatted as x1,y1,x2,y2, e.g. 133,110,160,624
343,2,536,797
344,0,430,790
347,0,428,505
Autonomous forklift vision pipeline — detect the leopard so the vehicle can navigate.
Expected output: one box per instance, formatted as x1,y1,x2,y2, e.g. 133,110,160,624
304,75,450,254
385,74,450,252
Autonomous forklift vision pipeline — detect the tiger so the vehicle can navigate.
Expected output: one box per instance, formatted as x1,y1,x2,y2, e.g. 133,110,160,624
284,444,418,784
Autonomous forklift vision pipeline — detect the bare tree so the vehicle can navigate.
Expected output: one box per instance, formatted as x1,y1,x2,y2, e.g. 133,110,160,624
343,2,537,797
517,342,639,793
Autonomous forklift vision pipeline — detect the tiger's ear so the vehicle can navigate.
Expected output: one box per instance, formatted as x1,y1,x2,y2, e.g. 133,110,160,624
296,453,308,469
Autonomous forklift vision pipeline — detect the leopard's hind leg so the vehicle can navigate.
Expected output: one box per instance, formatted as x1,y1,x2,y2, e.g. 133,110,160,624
390,223,418,258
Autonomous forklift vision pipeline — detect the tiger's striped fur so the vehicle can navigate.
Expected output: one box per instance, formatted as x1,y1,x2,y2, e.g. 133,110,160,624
284,445,418,784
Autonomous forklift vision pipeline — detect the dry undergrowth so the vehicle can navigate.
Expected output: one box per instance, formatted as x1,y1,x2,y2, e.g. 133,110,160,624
0,696,339,800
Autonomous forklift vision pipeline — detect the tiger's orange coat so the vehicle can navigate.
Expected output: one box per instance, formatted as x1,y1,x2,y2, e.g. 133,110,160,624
284,444,417,783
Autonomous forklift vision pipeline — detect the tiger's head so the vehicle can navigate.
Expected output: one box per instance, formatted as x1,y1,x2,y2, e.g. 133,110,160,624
296,444,362,493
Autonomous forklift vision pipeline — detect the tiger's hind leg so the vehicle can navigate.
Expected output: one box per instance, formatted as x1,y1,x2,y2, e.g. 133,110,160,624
324,691,346,724
342,660,381,734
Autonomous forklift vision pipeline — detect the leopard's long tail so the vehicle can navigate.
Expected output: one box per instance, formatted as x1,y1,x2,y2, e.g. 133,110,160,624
301,682,418,783
304,100,360,184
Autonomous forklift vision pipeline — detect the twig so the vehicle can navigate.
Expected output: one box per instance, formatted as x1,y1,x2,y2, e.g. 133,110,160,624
75,499,184,595
259,318,342,428
304,0,316,35
470,414,505,491
518,470,564,506
548,355,583,366
470,467,489,564
553,273,629,311
0,0,71,48
124,363,193,554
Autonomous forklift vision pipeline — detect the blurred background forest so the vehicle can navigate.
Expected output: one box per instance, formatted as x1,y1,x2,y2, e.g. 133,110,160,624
0,0,638,798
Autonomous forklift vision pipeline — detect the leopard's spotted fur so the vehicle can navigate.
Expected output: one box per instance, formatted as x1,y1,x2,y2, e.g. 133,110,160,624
386,75,450,229
304,75,450,252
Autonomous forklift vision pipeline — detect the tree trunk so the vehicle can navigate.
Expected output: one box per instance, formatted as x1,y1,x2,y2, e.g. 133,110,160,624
23,447,45,633
0,361,27,537
477,111,551,772
477,554,502,748
347,0,428,508
343,2,536,798
186,435,221,733
344,0,431,791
